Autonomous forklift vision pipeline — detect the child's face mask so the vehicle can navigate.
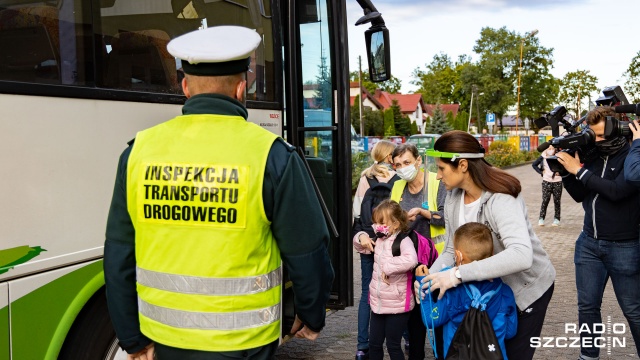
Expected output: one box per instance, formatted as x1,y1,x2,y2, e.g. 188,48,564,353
372,224,391,239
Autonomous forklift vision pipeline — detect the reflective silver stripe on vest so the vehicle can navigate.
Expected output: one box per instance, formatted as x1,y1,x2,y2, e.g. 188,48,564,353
139,299,280,330
136,267,281,296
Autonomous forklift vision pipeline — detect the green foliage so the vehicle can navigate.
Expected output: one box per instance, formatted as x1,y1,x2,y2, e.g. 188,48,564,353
453,110,469,131
349,70,402,94
391,99,411,136
350,95,384,136
624,51,640,103
424,104,453,134
559,70,598,118
411,27,557,133
314,56,332,109
351,151,371,192
485,140,524,168
383,109,396,136
522,150,540,161
410,121,419,134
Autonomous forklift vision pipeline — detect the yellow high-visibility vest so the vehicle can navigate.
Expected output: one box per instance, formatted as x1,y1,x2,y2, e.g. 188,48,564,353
391,171,447,254
127,113,281,351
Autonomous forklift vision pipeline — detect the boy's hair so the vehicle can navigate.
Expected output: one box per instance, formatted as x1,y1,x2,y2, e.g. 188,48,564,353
453,222,493,261
372,199,410,233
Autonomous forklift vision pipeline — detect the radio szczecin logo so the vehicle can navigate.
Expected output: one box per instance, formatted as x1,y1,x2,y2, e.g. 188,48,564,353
530,317,626,354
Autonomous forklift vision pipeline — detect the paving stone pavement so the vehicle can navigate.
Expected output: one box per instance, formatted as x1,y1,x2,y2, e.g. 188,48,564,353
276,164,638,359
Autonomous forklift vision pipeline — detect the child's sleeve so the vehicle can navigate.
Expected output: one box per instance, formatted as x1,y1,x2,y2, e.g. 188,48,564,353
381,237,417,275
353,231,371,254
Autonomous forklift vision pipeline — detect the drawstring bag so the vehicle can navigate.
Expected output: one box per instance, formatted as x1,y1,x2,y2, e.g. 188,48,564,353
445,283,504,360
413,230,438,267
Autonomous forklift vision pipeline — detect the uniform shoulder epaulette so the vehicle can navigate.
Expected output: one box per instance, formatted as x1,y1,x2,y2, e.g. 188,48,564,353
277,138,296,152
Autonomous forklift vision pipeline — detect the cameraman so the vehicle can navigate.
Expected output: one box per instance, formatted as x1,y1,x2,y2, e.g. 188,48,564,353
624,118,640,185
556,106,640,360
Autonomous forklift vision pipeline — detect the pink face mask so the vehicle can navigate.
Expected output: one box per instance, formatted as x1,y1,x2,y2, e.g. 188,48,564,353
372,224,391,239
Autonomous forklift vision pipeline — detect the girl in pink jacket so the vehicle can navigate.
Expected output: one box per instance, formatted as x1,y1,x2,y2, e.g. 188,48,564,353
354,199,418,360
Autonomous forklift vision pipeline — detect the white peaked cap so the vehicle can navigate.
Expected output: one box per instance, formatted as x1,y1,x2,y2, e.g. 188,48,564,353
168,26,261,76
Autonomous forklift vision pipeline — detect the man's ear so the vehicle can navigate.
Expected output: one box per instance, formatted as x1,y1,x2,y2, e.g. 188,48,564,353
235,80,247,100
182,78,191,98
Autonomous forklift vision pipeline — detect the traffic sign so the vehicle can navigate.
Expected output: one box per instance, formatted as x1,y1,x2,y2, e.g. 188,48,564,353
486,113,495,125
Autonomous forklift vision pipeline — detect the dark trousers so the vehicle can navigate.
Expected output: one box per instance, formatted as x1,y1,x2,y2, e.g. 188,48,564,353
505,283,554,360
539,180,562,220
574,233,640,358
370,311,411,360
408,302,444,359
357,253,375,350
155,340,279,360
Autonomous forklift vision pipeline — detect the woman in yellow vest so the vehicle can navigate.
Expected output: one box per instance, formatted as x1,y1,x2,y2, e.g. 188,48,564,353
390,143,446,360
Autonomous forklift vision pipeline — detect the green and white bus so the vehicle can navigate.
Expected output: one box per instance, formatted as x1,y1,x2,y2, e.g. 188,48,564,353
0,0,390,358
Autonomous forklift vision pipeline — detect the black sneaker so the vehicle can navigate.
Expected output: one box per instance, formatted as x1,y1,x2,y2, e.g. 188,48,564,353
355,350,369,360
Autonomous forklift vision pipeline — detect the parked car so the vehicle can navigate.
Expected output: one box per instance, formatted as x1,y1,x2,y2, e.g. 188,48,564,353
407,134,441,155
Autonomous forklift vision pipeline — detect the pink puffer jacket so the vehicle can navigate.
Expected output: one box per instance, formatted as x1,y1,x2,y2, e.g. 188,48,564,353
354,231,417,314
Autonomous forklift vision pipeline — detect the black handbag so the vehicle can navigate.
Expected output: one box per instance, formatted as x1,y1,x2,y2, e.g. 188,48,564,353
445,283,504,360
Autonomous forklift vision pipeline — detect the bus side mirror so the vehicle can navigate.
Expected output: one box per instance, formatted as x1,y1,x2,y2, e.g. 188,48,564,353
365,26,390,82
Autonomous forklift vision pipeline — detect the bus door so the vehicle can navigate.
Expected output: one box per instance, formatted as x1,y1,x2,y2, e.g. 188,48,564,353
282,0,353,314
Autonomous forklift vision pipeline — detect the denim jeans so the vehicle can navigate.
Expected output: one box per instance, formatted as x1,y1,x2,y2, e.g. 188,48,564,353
358,253,375,350
574,232,640,358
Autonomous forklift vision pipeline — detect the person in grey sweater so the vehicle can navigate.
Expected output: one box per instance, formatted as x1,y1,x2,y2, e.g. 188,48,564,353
417,130,556,360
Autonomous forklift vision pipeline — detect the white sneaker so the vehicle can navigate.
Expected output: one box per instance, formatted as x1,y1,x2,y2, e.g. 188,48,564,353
552,219,560,226
538,218,545,226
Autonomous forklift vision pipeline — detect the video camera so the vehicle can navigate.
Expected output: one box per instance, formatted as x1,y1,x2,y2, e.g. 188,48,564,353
534,105,596,174
597,85,640,139
535,86,637,173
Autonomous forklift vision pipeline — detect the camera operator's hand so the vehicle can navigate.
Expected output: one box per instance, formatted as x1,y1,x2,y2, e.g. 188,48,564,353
631,119,640,141
556,151,582,175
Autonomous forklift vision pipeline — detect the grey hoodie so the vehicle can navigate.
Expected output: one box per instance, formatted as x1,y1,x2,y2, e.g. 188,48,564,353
430,188,556,310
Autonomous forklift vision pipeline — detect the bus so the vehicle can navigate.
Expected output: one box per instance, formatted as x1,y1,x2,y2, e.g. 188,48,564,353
0,0,390,358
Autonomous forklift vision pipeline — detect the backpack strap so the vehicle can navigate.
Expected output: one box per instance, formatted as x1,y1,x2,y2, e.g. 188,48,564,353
365,175,379,188
464,283,503,311
391,231,410,256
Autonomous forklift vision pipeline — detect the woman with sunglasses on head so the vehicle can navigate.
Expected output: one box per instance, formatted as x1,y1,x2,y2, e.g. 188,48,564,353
418,130,556,360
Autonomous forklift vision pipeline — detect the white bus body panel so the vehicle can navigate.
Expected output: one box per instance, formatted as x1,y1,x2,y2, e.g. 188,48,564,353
0,93,281,281
0,94,180,281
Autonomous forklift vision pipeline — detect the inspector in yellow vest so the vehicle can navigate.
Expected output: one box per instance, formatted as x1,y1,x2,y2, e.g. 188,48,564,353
127,114,280,351
391,171,447,254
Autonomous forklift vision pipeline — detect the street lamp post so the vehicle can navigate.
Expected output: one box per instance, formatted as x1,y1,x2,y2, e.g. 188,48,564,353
516,29,538,136
467,85,477,134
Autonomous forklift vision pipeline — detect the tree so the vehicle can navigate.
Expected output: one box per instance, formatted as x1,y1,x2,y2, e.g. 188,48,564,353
472,27,558,131
314,55,332,109
454,110,469,131
624,51,640,103
350,95,384,136
559,70,598,117
411,53,458,104
391,100,411,136
383,109,395,136
410,121,419,134
424,104,452,134
349,70,402,94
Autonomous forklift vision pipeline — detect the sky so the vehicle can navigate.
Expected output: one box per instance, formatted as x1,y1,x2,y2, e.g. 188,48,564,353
346,0,639,104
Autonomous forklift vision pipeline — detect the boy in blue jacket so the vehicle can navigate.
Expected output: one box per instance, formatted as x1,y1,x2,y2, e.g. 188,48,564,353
420,222,517,359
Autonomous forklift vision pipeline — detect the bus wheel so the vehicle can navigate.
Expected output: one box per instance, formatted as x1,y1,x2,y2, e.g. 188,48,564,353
58,287,127,360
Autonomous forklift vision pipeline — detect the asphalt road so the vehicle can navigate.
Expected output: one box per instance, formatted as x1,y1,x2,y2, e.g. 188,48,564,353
275,164,638,359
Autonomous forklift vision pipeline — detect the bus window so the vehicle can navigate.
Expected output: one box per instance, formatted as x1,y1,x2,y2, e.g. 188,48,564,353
97,0,276,102
0,1,91,85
